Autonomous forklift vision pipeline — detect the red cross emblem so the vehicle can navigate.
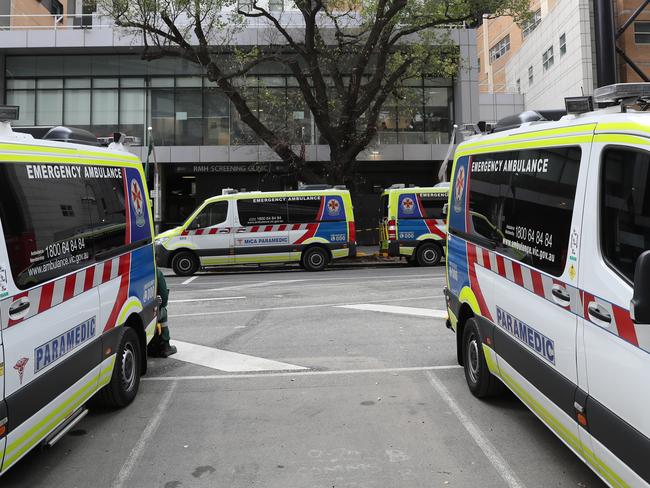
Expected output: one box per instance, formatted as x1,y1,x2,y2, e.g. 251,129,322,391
328,199,340,213
402,198,414,209
131,180,143,213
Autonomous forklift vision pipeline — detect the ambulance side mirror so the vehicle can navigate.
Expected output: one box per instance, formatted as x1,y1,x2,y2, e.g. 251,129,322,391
442,203,448,216
631,250,650,323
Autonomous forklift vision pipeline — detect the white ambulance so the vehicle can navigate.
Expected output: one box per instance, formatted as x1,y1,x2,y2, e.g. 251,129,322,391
156,187,356,275
444,84,650,487
0,107,157,474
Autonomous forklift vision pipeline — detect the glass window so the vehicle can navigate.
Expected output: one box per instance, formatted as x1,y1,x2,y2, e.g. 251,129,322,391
6,90,35,126
516,79,521,93
376,96,398,144
489,35,510,63
420,192,448,219
528,66,534,85
287,196,322,223
601,148,650,282
204,88,230,145
92,89,119,137
231,99,259,145
150,89,175,146
543,46,554,71
7,79,35,89
175,88,203,145
559,33,567,56
634,22,650,44
521,9,542,39
398,87,424,144
64,89,91,128
93,78,119,89
120,89,146,140
65,78,91,89
36,88,63,126
85,170,127,259
287,87,311,144
120,78,146,88
461,147,582,276
424,87,451,144
0,163,95,289
237,198,287,226
190,201,228,229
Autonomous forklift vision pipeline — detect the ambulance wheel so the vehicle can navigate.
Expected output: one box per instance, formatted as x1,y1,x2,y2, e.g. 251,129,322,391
302,247,329,271
416,242,442,267
462,318,504,398
171,251,199,276
95,327,141,408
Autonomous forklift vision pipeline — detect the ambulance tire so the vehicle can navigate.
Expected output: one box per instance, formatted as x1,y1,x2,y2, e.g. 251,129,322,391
416,242,442,267
462,318,504,398
302,246,330,272
95,327,141,408
171,251,199,276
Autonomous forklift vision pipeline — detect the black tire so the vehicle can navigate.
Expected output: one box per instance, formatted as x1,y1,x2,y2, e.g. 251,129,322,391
416,242,442,267
462,318,504,398
301,246,330,272
171,250,199,276
95,327,142,408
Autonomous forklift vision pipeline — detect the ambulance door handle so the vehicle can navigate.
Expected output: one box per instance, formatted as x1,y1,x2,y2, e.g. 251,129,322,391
551,285,570,304
9,297,30,319
218,228,230,234
236,228,247,233
588,303,611,324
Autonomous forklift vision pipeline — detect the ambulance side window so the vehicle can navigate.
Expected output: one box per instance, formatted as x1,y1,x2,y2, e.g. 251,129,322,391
85,172,127,259
420,193,447,219
191,201,228,229
287,197,322,223
468,147,581,276
237,198,287,226
601,147,650,283
0,163,95,289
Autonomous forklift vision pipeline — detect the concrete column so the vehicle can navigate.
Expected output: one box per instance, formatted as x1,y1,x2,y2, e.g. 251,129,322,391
455,29,480,126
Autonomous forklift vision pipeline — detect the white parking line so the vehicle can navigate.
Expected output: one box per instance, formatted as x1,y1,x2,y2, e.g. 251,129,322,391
168,295,443,318
169,296,246,304
172,340,308,372
206,280,304,292
181,276,198,285
425,371,525,488
338,304,447,318
170,273,445,287
143,365,462,381
111,380,178,488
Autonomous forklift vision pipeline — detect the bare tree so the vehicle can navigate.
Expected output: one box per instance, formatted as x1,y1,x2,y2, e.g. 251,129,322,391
107,0,530,186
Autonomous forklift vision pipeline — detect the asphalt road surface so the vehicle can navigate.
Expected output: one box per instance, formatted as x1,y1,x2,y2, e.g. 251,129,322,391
2,263,605,488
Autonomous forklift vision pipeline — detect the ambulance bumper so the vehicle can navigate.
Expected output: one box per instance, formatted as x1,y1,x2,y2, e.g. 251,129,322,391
155,243,172,268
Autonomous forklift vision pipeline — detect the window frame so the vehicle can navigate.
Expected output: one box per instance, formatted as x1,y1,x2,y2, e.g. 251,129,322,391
542,46,554,72
189,200,229,230
528,66,534,86
559,33,567,56
599,145,650,286
489,35,511,64
521,9,542,39
634,21,650,44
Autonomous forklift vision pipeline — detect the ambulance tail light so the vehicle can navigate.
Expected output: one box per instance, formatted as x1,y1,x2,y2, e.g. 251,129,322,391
348,221,356,243
387,220,397,240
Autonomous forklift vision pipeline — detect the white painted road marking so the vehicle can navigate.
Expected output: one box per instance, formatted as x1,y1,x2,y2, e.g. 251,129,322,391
181,276,198,285
338,303,447,318
111,380,178,488
206,280,304,292
171,340,308,372
143,365,462,381
425,371,525,488
169,296,246,304
169,295,443,318
170,273,445,287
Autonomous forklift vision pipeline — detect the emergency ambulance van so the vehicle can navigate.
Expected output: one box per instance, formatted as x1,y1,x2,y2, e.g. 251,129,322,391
444,84,650,487
156,187,356,275
379,185,448,266
0,107,157,475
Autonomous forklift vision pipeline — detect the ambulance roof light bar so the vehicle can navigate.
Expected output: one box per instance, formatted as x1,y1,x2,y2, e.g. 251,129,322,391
594,83,650,111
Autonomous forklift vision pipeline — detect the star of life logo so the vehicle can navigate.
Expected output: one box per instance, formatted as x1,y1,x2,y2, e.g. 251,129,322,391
453,166,466,213
401,197,415,214
130,178,146,228
14,357,29,384
326,198,341,216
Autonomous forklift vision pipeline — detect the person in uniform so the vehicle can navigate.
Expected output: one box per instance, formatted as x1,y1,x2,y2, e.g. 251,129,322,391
149,268,177,358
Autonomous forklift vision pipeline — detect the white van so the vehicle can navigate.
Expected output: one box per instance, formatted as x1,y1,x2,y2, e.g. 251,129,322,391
156,187,356,275
0,109,157,475
444,85,650,487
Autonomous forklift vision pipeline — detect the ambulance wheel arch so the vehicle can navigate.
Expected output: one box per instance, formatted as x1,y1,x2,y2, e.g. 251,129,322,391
301,244,331,272
170,249,200,276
